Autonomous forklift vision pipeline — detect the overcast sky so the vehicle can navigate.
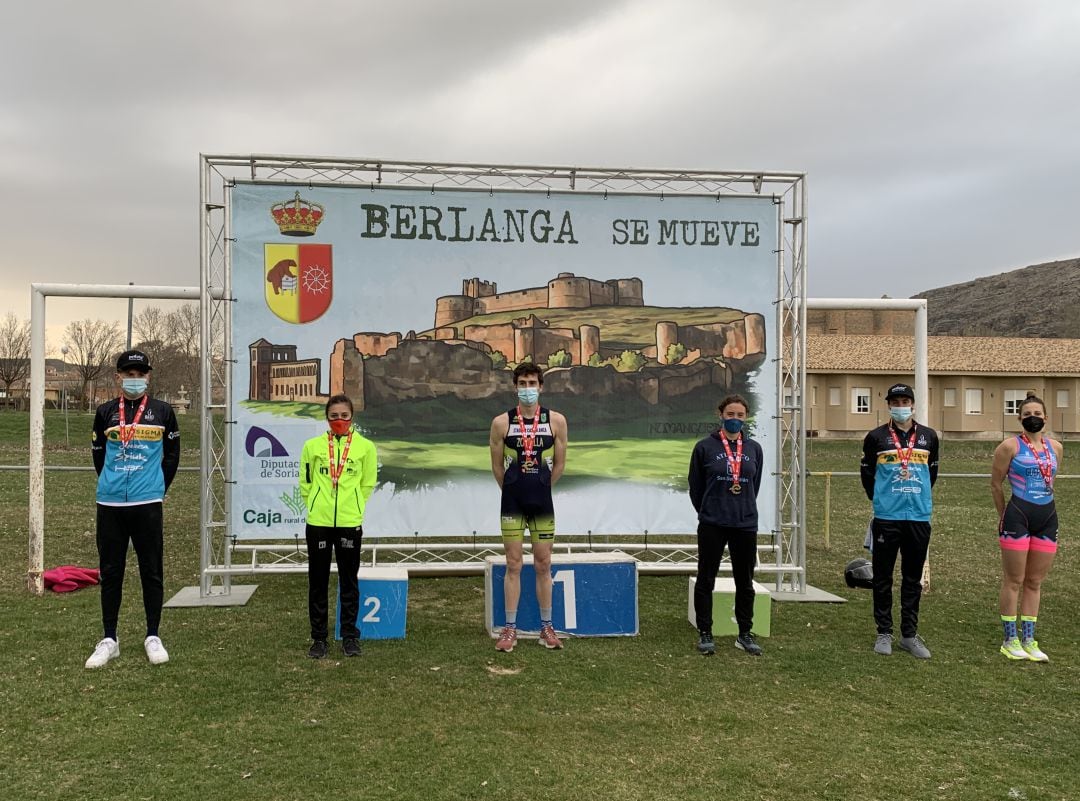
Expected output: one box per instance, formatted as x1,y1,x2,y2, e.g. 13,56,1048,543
2,1,1077,349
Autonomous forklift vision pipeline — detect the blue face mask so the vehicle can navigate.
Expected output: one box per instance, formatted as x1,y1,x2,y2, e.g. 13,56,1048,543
722,418,744,434
121,378,148,397
517,387,539,405
889,406,913,423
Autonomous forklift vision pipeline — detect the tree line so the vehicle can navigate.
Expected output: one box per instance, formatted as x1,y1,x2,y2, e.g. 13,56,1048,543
0,304,201,410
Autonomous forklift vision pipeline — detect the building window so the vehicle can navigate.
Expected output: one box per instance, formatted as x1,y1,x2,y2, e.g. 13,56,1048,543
1004,389,1031,416
965,388,983,415
829,387,840,406
1057,390,1069,409
811,386,818,407
852,387,871,414
943,388,956,407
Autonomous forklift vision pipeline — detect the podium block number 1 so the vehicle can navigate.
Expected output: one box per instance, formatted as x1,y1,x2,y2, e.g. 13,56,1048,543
553,569,577,630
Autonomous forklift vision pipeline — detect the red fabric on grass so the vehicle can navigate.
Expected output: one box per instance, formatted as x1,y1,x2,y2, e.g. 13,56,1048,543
43,565,100,593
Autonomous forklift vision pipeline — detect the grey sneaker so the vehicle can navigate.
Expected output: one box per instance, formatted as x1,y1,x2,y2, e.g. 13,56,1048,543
899,634,931,659
697,631,715,656
735,632,763,656
874,634,893,655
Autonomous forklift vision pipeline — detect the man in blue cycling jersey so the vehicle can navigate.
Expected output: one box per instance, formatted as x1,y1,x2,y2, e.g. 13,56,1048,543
85,350,180,669
860,383,939,660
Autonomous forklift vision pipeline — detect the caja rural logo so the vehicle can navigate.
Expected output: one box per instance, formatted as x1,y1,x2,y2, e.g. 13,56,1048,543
264,192,333,324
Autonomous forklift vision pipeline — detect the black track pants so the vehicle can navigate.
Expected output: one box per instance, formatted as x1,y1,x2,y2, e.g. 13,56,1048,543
870,518,931,638
694,523,758,635
96,502,164,639
306,524,363,640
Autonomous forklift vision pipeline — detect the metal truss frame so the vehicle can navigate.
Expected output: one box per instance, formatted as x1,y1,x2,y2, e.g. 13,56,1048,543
198,155,807,595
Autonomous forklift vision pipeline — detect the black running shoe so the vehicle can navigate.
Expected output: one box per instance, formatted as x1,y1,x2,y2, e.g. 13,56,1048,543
308,639,329,659
342,637,362,657
735,632,763,656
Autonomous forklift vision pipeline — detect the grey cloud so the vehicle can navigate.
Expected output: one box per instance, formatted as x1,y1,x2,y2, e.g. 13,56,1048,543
1,0,1078,327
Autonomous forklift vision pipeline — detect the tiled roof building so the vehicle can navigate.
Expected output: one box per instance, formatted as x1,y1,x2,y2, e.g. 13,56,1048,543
806,335,1080,438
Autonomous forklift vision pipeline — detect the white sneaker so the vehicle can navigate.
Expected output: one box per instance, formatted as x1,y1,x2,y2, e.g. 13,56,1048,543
144,636,170,665
85,637,119,669
1022,639,1049,663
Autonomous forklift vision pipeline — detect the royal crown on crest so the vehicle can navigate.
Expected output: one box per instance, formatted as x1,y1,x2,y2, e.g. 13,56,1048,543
270,191,325,236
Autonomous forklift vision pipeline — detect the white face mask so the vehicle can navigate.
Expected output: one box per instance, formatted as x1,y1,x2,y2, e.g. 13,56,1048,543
517,387,539,405
889,406,913,423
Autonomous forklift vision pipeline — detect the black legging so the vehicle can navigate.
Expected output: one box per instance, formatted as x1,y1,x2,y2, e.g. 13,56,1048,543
694,523,758,635
96,502,164,639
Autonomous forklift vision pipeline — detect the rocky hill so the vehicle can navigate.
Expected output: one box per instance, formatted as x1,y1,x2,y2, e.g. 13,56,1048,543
913,257,1080,338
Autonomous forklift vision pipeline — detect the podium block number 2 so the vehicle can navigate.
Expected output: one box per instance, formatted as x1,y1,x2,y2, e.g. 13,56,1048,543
553,569,577,630
362,596,381,623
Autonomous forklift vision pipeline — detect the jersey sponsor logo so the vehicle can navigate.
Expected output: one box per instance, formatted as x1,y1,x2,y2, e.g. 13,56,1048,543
264,243,333,324
876,450,930,465
105,425,163,442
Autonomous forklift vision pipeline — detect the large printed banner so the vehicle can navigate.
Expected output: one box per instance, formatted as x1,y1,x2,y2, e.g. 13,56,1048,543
230,184,779,539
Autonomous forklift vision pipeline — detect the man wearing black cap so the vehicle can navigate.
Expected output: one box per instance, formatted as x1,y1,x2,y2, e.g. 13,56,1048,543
860,382,939,659
85,350,180,669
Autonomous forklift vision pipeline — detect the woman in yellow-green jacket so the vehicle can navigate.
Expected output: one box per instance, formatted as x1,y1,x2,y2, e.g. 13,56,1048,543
298,394,377,659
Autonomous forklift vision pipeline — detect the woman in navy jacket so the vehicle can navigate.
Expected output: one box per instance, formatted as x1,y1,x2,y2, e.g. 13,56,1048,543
688,394,764,657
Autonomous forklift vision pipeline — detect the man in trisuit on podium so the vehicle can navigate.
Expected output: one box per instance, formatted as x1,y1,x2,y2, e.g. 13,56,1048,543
489,362,568,652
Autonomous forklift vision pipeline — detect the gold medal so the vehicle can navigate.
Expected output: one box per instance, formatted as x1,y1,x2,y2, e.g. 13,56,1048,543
730,482,742,495
898,468,910,480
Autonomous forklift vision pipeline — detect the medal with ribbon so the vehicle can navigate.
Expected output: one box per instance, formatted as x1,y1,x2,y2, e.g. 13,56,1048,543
1021,433,1055,493
720,433,744,494
889,423,917,480
327,430,354,490
117,395,148,450
515,405,540,471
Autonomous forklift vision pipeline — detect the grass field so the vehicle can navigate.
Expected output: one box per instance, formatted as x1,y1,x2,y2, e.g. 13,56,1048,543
1,412,1078,801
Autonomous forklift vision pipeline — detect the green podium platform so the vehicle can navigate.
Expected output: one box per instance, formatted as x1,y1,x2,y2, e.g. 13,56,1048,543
687,577,772,636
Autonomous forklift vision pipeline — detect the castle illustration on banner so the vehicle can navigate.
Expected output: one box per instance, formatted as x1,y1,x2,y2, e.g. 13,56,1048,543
248,272,766,411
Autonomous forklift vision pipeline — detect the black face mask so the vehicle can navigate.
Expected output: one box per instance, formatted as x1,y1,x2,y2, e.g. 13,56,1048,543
1021,415,1045,433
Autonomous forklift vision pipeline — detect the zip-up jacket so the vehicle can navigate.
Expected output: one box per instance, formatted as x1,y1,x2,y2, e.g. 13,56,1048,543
688,432,764,530
299,429,378,527
92,395,180,505
860,421,939,521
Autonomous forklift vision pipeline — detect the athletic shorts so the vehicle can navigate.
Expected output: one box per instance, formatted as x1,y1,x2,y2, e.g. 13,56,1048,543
500,484,555,543
999,496,1058,553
